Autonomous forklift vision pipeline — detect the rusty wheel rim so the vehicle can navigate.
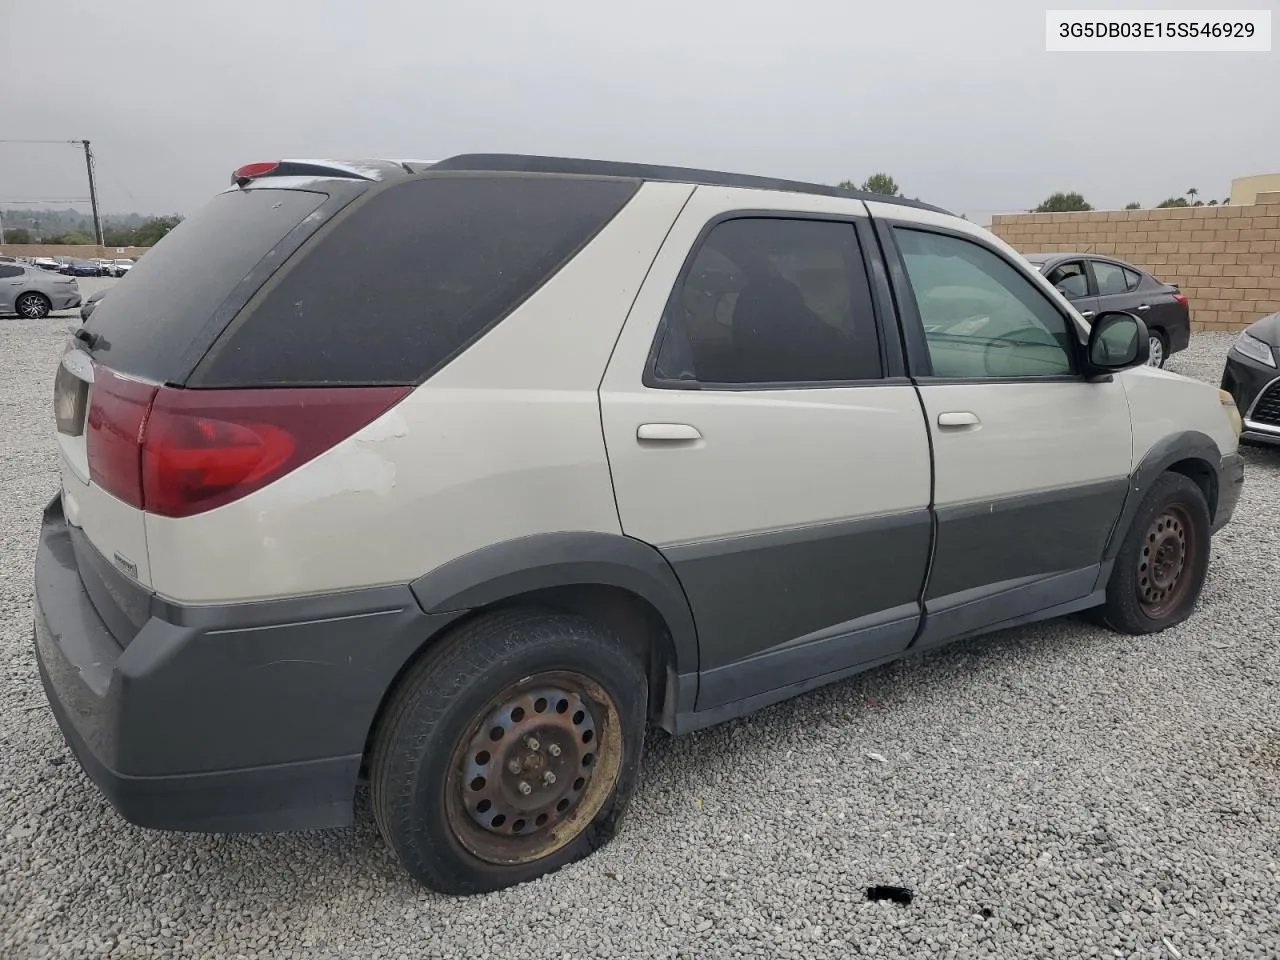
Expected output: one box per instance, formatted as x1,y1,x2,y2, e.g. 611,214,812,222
1137,504,1197,619
444,671,622,866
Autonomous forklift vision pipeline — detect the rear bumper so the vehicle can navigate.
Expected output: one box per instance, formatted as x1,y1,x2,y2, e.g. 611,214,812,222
33,495,457,833
50,291,82,310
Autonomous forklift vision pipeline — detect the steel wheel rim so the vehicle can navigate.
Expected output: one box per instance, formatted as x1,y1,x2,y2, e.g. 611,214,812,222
1137,504,1196,618
18,295,45,318
1147,335,1164,367
444,670,622,866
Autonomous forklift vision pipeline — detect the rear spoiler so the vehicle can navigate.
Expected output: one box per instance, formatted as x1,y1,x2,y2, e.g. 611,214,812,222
230,159,419,187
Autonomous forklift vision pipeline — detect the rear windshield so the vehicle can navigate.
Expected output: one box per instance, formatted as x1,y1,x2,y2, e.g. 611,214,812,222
190,174,639,387
85,188,327,382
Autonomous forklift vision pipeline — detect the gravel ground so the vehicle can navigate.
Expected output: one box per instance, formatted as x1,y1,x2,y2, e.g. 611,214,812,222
1,320,1277,959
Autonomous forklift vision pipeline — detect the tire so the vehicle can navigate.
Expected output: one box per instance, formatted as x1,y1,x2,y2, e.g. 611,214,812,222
15,292,51,319
1147,329,1168,368
370,608,648,894
1096,472,1210,635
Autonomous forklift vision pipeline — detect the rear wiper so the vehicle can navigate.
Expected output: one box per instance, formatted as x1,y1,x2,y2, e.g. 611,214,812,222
73,327,101,349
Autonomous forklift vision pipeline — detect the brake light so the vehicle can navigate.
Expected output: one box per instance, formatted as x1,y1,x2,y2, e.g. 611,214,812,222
83,366,409,517
140,384,410,518
232,161,280,185
1173,293,1189,306
85,369,159,508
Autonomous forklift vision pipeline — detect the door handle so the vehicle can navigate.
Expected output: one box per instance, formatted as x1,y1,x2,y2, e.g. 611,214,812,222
1137,304,1150,312
937,411,980,428
637,423,702,442
1079,310,1095,319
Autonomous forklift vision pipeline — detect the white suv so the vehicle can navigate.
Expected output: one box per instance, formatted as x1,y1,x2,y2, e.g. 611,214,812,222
35,155,1245,894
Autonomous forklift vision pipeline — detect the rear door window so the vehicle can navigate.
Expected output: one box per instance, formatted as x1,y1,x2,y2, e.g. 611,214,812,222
1123,266,1143,291
1093,260,1129,296
84,188,327,382
193,175,640,387
0,265,23,279
652,217,881,385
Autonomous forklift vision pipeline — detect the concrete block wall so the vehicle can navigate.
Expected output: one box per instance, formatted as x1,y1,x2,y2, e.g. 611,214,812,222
991,198,1280,332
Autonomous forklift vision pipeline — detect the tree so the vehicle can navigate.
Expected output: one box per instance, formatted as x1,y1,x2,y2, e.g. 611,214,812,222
1156,196,1190,208
860,173,901,197
1208,199,1219,206
1186,187,1199,202
103,227,137,247
3,226,32,243
1124,201,1142,210
837,174,902,196
133,215,183,246
1034,192,1092,213
48,231,94,245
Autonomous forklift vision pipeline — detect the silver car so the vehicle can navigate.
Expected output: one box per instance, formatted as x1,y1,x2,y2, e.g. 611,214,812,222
0,261,81,318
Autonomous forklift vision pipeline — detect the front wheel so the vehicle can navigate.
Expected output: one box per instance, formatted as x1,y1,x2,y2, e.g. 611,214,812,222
1096,472,1210,634
370,609,647,894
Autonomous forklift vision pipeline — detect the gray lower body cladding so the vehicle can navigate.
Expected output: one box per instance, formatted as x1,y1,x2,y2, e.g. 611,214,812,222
33,495,460,832
33,447,1243,832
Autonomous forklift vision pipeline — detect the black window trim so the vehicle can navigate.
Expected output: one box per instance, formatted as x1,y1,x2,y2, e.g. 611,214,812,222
641,210,906,392
873,218,1092,386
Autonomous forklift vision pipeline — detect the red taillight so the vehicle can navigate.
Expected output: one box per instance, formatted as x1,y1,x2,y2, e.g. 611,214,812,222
1173,293,1189,306
85,369,159,508
140,384,411,518
83,364,410,517
232,161,279,184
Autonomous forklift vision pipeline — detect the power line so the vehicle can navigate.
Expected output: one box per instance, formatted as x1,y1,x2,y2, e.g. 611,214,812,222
0,199,92,205
0,139,82,145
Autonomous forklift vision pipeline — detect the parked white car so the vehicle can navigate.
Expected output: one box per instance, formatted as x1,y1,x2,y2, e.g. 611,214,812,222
35,155,1245,896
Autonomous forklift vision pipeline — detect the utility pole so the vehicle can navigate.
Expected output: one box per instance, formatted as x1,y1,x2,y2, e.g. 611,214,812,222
81,139,104,247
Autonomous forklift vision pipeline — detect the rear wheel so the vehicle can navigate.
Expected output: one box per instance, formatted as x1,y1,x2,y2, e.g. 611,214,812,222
15,292,51,319
370,609,647,894
1146,329,1167,368
1096,472,1210,634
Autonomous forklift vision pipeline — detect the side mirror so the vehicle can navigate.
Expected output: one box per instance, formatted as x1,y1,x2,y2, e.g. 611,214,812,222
1087,311,1149,373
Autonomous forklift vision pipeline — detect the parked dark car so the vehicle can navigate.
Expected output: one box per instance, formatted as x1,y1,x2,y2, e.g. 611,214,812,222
60,259,103,278
1220,311,1280,447
80,288,107,322
1023,253,1190,368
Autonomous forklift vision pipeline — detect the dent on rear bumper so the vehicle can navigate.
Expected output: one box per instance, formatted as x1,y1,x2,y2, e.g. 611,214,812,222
33,495,463,833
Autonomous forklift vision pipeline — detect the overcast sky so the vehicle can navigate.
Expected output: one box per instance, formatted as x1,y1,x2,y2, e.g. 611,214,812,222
1,0,1276,225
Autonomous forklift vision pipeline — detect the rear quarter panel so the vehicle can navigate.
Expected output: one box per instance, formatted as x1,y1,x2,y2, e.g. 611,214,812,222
144,181,695,604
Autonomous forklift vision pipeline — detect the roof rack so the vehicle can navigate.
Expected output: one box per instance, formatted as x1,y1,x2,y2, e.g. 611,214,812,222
426,153,952,215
